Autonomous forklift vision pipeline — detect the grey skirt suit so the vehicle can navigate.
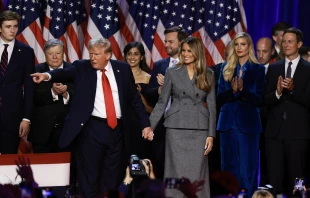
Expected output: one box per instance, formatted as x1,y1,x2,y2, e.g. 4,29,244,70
150,65,216,198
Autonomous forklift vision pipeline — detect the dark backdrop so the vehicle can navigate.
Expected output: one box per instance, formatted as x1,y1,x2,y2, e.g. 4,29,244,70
244,0,310,47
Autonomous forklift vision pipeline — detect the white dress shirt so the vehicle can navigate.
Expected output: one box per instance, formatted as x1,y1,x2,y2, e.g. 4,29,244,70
91,61,122,119
264,63,269,74
275,55,300,99
49,64,70,105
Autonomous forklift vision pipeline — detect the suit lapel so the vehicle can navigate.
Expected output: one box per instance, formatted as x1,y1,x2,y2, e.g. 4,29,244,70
279,60,285,78
293,58,305,83
175,66,197,101
42,63,51,72
111,60,124,108
2,41,21,82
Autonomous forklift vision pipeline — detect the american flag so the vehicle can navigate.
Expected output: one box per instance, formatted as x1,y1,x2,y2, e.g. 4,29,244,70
4,0,247,67
43,0,87,62
6,0,45,64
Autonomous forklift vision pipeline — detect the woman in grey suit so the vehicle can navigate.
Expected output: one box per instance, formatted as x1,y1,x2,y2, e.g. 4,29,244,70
150,37,216,197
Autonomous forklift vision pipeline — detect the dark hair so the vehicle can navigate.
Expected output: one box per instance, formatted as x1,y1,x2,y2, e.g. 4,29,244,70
271,22,291,36
283,27,304,43
164,26,188,42
0,10,20,27
123,41,151,73
299,46,310,59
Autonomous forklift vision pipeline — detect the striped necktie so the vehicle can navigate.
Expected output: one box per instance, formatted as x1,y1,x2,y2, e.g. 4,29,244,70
0,44,9,76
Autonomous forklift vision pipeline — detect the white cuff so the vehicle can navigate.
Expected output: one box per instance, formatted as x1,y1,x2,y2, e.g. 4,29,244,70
275,90,282,99
63,92,70,105
51,88,59,101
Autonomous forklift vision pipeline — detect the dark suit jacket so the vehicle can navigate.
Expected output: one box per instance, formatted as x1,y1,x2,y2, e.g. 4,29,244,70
264,58,310,139
48,59,150,148
210,62,223,95
217,61,266,133
143,57,170,106
0,40,35,132
28,62,74,144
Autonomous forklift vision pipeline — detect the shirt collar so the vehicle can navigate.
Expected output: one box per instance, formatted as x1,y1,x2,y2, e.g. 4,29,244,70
170,57,179,63
49,63,64,71
0,38,15,48
102,61,112,73
285,55,300,66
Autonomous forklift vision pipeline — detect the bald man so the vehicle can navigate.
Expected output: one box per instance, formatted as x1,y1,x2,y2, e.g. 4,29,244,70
256,37,275,187
256,37,275,74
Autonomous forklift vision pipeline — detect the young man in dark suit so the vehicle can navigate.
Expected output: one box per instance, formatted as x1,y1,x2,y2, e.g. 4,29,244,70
28,39,74,153
143,26,188,179
0,10,35,154
31,38,153,197
264,28,310,194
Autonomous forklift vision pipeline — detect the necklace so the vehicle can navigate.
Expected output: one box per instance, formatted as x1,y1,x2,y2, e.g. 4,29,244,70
135,68,142,76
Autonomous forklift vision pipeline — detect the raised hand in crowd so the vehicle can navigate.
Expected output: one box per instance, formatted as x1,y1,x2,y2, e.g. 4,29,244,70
178,177,205,198
31,73,50,83
15,156,38,189
141,159,156,179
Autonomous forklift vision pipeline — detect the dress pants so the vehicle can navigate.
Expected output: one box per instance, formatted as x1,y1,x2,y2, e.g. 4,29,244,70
32,127,65,153
76,117,123,197
265,121,308,194
0,119,19,154
220,122,260,197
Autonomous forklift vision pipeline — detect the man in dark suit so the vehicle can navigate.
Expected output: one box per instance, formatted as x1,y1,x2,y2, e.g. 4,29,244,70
0,11,35,154
264,28,310,194
271,22,291,61
31,38,153,197
143,26,188,179
28,39,74,153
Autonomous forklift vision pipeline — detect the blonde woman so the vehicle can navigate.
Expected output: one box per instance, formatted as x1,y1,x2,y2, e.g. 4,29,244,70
150,37,216,197
217,32,265,196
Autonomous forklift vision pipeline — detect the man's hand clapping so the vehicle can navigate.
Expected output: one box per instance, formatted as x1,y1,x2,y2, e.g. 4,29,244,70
52,83,68,95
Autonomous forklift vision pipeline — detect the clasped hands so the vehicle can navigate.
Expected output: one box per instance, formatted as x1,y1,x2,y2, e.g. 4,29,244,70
52,83,68,98
142,127,154,141
231,76,243,94
277,76,294,95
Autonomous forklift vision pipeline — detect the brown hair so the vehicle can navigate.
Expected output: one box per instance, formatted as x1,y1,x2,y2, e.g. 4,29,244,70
0,10,20,27
178,37,213,92
164,26,188,42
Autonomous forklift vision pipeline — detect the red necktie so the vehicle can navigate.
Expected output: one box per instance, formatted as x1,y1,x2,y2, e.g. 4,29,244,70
0,44,9,76
101,69,117,129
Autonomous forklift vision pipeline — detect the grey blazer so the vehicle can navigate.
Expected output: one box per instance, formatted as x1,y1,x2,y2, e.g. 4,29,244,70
150,65,216,137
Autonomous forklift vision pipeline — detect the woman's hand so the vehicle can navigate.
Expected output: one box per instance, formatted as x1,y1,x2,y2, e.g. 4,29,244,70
204,137,214,155
231,77,238,94
237,77,243,91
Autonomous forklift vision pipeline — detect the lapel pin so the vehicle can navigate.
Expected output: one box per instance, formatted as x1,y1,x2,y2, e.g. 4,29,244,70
18,49,21,51
117,70,120,72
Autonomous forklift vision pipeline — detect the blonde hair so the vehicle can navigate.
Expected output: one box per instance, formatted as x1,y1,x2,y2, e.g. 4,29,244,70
252,190,274,198
178,37,213,92
223,32,259,81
